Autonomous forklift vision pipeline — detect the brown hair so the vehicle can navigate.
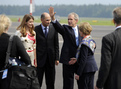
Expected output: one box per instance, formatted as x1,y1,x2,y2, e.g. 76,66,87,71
17,14,35,37
113,7,121,25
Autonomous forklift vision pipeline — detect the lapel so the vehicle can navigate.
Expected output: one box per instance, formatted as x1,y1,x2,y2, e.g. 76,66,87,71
39,24,51,38
69,26,77,46
47,24,53,39
78,26,82,45
37,24,46,38
69,26,82,47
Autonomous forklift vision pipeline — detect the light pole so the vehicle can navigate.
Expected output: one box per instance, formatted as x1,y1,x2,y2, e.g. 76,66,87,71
30,0,32,15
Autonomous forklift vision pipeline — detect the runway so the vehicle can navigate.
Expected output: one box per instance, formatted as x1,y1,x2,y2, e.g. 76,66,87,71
8,22,115,89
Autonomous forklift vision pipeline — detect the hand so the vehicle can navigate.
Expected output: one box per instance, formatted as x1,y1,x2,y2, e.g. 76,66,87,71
69,57,77,65
95,86,99,89
75,74,79,80
35,63,37,67
55,60,59,66
48,7,56,20
34,59,37,67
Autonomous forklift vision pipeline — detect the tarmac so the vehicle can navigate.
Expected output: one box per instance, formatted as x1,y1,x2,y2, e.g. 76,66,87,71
8,22,115,89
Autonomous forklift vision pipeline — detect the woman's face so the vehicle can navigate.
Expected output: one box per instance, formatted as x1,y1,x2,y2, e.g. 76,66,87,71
26,18,34,28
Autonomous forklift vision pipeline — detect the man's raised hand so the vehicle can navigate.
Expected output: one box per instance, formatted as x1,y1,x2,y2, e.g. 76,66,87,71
49,7,56,20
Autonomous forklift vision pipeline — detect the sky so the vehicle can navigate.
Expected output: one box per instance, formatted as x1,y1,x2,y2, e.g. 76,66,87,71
0,0,121,6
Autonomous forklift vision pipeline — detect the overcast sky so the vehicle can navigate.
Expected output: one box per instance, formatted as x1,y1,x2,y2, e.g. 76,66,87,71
0,0,121,6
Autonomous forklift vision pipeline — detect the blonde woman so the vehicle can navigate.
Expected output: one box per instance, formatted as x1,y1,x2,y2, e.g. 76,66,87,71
15,14,37,67
0,14,31,88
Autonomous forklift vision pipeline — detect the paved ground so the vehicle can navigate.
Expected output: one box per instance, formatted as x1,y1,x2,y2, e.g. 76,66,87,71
8,22,115,89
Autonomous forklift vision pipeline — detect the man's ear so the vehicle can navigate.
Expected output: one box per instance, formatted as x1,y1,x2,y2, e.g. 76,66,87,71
40,18,42,22
112,19,115,24
76,19,78,23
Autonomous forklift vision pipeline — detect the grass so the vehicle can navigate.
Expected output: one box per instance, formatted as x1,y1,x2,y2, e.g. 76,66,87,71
9,16,114,26
59,17,114,26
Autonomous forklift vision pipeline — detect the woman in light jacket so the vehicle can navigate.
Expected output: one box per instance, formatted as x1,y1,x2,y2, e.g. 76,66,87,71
15,14,37,67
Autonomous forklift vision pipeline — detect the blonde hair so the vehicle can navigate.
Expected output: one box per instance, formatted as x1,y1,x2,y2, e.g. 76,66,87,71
17,14,35,37
79,22,92,35
0,14,11,35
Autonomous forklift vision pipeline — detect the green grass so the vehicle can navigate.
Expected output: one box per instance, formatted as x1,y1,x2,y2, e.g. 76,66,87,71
59,17,114,26
9,16,114,26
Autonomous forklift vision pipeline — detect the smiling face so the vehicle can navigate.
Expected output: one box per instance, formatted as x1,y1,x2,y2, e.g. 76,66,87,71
68,14,78,27
26,18,34,28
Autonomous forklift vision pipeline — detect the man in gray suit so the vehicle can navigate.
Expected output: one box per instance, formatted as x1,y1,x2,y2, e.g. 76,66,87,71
95,7,121,89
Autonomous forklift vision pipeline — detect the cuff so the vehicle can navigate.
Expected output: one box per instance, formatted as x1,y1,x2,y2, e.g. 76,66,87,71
52,19,57,23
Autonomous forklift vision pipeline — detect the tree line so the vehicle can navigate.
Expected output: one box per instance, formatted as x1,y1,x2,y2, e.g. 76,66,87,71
0,4,121,18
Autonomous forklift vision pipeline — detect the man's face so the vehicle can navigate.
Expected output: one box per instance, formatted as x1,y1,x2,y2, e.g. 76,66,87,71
68,15,78,27
41,15,51,27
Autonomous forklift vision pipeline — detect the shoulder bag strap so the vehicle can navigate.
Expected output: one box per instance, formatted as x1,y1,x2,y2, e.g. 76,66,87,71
4,35,14,68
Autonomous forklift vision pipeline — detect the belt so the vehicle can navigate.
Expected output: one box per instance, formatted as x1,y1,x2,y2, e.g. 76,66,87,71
27,50,33,52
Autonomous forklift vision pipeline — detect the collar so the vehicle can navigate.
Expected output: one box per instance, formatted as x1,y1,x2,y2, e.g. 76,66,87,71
72,26,78,30
81,35,96,54
82,35,92,40
116,25,121,30
41,24,49,30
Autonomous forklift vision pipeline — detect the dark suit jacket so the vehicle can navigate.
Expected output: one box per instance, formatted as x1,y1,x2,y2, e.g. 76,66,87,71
96,28,121,89
52,20,82,65
77,45,98,76
35,23,59,67
0,33,31,70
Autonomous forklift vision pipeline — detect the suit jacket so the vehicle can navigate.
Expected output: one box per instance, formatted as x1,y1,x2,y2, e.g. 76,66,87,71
52,20,82,65
96,28,121,89
77,45,98,76
0,33,31,70
35,23,59,67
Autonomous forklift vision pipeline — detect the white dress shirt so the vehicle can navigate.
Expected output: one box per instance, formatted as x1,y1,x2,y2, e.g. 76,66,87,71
73,26,79,46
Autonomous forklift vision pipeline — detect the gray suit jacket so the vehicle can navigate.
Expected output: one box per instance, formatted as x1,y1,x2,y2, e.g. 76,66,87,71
96,28,121,89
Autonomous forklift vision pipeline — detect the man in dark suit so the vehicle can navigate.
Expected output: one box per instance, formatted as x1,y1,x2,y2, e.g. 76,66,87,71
95,7,121,89
35,12,59,89
49,7,82,89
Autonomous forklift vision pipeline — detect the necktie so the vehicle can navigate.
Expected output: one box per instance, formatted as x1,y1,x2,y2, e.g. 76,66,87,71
73,28,79,46
44,27,47,37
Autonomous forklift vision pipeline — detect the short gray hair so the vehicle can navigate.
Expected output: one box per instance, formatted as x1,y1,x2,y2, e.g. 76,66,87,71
68,12,79,20
113,7,121,24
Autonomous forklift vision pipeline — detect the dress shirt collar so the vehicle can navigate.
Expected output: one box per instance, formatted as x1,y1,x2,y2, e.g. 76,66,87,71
41,24,49,30
116,25,121,30
72,26,78,30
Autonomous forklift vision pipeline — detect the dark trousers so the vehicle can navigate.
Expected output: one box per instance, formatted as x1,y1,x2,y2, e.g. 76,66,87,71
77,72,95,89
0,72,2,88
63,64,77,89
37,60,55,89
